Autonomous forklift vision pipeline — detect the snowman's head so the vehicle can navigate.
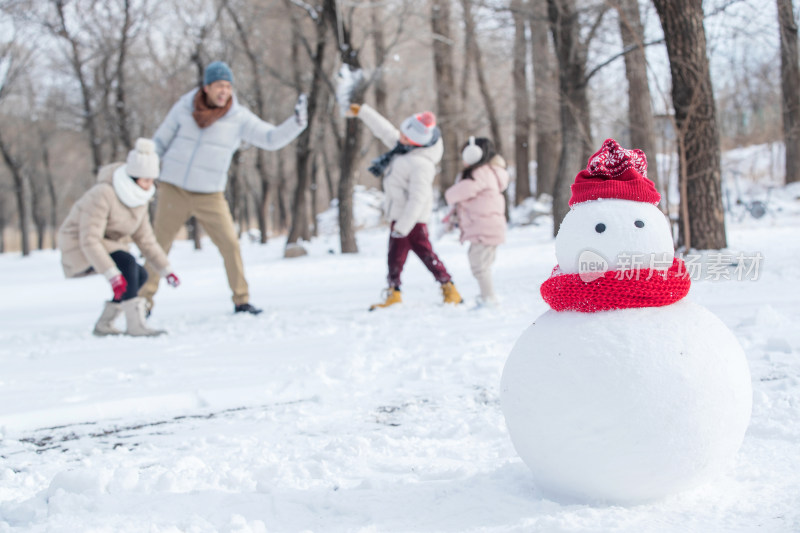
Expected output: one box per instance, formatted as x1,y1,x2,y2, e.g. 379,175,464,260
556,139,674,277
555,199,674,274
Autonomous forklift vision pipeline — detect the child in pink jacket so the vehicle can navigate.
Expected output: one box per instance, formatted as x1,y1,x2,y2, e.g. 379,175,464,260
444,137,510,307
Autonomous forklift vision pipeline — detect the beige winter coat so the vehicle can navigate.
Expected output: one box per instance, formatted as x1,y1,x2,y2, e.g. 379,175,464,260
57,163,170,278
358,104,444,236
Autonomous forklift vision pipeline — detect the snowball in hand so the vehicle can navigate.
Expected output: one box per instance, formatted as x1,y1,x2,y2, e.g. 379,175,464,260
335,64,364,117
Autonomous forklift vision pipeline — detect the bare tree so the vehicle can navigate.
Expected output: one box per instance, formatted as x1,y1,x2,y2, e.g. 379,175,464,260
431,0,460,191
223,0,274,243
530,0,561,198
461,0,504,156
284,0,328,256
778,0,800,184
371,4,389,116
45,0,104,174
511,0,531,205
612,0,660,194
0,32,35,256
546,0,603,234
653,0,727,250
0,130,29,255
324,0,364,254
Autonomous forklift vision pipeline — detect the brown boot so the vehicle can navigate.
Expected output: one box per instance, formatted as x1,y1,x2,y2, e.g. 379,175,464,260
369,288,402,311
441,281,463,305
93,301,123,336
121,297,166,337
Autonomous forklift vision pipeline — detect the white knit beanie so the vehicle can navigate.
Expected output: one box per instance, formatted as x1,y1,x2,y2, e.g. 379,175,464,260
125,138,160,179
400,111,437,146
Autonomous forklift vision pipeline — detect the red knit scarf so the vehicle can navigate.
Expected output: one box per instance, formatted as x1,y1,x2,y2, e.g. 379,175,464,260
192,88,232,129
540,257,691,313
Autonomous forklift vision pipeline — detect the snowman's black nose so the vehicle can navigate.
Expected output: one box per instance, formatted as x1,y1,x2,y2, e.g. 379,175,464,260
634,220,645,228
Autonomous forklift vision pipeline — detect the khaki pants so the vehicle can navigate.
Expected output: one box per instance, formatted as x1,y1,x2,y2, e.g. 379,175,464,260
468,242,497,301
139,182,249,306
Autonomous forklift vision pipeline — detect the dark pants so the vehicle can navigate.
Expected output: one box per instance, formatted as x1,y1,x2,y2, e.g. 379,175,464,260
110,250,148,302
387,222,451,289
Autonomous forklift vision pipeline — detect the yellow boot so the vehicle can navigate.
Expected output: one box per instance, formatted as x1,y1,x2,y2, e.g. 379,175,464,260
369,288,402,311
441,281,463,304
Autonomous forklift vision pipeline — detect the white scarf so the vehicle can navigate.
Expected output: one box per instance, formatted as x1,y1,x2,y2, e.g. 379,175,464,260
113,165,155,208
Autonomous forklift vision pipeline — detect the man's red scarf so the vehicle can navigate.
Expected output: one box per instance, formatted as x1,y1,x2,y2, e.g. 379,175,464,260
540,257,690,313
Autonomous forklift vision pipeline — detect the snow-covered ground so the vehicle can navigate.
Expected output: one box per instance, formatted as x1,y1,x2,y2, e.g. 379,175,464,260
1,180,799,532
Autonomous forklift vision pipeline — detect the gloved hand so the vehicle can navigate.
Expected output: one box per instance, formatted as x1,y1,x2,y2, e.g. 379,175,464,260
109,274,128,300
347,103,361,118
294,94,308,128
165,272,180,288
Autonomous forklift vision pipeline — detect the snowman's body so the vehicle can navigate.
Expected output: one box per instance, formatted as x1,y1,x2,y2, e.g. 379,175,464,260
501,194,752,504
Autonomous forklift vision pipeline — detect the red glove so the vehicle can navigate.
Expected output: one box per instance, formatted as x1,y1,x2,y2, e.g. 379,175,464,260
110,274,127,300
165,272,180,288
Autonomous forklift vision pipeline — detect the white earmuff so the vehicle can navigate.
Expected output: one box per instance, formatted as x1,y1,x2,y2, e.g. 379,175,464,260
461,136,484,166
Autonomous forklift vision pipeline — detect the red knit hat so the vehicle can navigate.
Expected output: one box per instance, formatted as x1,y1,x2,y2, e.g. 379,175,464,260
569,138,660,206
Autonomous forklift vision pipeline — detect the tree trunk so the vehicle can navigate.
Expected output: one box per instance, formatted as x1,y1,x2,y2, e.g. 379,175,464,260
39,129,58,249
30,176,45,250
0,130,30,256
257,152,270,243
547,0,593,235
511,0,531,205
778,0,800,184
226,150,242,238
531,0,561,198
431,0,460,192
224,0,273,240
187,216,202,250
614,0,661,195
114,0,133,151
462,0,504,156
653,0,727,250
371,5,389,117
325,0,362,253
286,7,326,253
277,154,288,233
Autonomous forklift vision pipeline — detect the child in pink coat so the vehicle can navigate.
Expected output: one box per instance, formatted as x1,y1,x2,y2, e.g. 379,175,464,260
444,137,510,307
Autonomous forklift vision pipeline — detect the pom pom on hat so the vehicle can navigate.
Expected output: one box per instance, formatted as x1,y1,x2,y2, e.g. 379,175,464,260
125,138,160,179
401,111,437,146
569,138,660,206
204,61,234,86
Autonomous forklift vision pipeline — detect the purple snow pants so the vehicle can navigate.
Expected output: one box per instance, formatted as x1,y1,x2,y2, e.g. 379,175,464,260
387,222,452,289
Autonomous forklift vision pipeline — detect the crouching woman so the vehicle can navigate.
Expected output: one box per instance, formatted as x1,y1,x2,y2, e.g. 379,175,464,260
57,138,180,337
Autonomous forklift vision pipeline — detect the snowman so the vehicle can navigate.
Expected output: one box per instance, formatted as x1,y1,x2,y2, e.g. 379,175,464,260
500,139,752,504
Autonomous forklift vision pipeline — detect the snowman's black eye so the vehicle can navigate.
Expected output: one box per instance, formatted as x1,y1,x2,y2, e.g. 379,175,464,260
595,223,606,233
634,220,645,228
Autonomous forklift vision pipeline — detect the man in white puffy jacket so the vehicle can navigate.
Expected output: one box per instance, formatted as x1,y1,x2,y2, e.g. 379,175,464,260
139,61,307,315
349,103,462,310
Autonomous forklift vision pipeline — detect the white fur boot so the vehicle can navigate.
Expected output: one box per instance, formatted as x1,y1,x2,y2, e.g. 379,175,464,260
121,297,166,337
93,301,123,336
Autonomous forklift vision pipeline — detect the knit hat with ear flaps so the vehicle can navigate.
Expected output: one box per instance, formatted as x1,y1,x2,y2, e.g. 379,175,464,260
569,138,660,206
204,61,234,86
125,138,160,179
401,111,437,146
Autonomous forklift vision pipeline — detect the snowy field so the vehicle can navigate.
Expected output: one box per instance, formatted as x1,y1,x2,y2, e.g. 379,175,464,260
1,181,799,532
